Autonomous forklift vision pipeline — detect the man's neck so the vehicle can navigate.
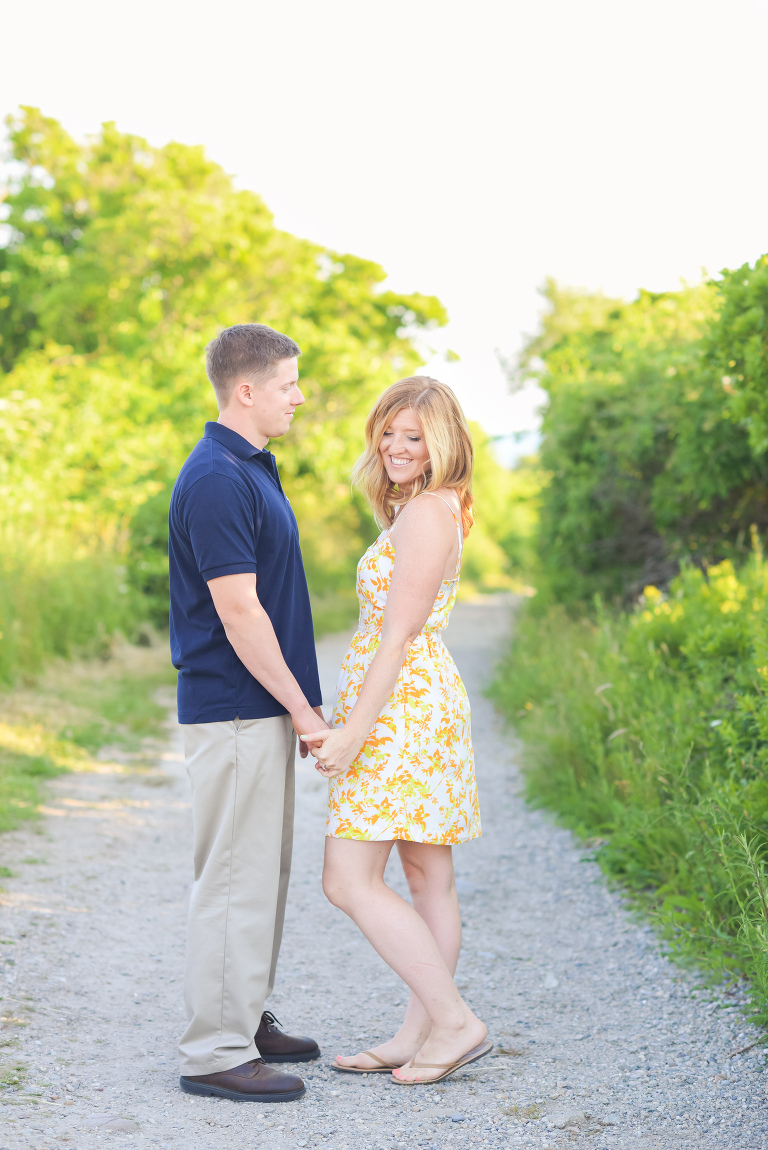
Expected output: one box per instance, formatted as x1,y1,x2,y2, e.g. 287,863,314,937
217,410,268,450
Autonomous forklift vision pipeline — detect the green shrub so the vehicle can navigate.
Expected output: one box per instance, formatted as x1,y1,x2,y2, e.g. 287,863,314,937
491,552,768,1018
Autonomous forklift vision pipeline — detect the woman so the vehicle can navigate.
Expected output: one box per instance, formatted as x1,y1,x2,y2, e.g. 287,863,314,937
302,376,490,1086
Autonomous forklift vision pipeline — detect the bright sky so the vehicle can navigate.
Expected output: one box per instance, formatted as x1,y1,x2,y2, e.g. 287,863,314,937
2,0,768,461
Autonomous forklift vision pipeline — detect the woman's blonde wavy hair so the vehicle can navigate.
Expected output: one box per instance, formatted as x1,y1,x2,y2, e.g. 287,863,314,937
351,376,475,536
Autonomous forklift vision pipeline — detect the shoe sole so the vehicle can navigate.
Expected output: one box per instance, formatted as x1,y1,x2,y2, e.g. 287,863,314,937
179,1077,306,1102
391,1041,494,1085
331,1063,397,1074
261,1047,321,1063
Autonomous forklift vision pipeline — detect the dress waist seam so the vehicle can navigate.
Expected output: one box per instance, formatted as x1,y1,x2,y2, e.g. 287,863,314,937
355,627,446,639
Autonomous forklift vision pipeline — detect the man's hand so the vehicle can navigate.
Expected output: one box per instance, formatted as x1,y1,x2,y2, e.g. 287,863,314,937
295,704,329,758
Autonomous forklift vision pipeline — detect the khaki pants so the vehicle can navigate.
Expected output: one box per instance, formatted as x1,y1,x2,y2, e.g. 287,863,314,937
178,714,296,1076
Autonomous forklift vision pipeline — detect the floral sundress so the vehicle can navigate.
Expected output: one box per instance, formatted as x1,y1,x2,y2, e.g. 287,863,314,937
325,494,481,844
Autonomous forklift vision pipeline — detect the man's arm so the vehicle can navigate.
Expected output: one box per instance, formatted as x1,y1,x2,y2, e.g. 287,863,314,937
207,572,328,749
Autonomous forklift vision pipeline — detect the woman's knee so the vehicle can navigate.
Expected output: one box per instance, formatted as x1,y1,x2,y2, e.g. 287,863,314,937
399,843,455,899
400,855,428,896
322,864,376,911
323,838,391,910
322,866,353,910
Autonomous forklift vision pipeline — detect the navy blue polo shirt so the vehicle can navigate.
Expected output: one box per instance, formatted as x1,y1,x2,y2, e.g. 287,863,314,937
168,422,322,724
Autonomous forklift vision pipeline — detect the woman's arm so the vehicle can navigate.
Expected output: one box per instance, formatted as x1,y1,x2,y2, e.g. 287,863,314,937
303,496,458,776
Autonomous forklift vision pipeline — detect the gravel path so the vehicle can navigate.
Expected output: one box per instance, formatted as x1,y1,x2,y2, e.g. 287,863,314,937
0,597,766,1149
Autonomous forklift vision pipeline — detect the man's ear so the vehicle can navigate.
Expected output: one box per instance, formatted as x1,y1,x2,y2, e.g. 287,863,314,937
233,379,254,407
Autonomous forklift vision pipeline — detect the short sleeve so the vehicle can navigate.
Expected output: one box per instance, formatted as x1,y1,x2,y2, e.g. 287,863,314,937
181,472,261,582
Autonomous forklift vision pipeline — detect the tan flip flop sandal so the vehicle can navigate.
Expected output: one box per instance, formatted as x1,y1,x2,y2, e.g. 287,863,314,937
391,1040,494,1085
332,1050,401,1074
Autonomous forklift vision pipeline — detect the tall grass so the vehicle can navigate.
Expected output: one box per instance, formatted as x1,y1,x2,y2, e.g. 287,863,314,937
0,535,139,684
0,532,359,691
491,554,768,1019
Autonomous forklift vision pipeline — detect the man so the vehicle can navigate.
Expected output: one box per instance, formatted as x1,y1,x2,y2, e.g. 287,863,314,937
168,324,327,1102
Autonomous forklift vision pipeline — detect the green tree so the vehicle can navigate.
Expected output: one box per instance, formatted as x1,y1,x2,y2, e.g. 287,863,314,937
525,275,768,602
0,107,447,623
0,107,519,673
706,254,768,457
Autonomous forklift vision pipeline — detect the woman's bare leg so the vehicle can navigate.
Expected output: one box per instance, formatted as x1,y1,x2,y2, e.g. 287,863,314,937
323,837,485,1077
333,840,462,1068
396,840,464,1038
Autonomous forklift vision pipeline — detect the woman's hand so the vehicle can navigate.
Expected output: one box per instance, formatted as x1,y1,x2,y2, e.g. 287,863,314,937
301,726,362,778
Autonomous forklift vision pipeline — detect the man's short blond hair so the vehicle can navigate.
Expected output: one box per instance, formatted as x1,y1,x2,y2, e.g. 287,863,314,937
205,324,301,408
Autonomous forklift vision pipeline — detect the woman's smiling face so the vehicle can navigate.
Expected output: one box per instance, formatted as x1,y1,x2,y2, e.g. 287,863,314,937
378,407,430,488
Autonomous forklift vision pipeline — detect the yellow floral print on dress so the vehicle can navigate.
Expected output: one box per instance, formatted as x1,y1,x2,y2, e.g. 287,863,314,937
326,498,481,844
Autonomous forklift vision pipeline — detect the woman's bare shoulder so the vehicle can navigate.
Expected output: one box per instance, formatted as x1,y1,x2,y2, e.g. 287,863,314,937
433,487,461,516
390,491,458,545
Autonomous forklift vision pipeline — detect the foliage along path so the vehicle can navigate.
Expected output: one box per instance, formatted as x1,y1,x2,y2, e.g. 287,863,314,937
0,600,765,1149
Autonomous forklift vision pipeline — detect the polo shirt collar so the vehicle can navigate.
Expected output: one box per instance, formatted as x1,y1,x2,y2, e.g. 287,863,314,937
204,421,268,460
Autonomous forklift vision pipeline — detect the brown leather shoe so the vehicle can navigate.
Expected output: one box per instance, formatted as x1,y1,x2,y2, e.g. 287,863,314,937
179,1058,305,1102
256,1010,320,1063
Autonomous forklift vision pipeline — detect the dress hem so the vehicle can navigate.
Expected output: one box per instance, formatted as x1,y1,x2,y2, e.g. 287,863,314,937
324,830,481,845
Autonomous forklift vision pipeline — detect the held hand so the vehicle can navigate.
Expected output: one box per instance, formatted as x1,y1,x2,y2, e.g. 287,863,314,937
301,726,362,778
292,704,330,758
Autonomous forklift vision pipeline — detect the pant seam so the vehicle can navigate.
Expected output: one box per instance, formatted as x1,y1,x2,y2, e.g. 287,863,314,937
218,721,239,1046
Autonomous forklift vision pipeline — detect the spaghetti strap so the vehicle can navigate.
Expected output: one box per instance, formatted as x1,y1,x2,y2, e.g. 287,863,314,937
389,493,463,577
415,492,463,577
417,490,461,526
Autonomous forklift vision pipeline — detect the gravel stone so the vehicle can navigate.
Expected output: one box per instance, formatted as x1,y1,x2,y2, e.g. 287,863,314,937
600,1112,620,1125
552,1109,588,1129
0,597,765,1150
82,1112,117,1126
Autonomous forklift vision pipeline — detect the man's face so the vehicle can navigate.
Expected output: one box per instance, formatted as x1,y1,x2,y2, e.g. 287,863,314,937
248,357,304,441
